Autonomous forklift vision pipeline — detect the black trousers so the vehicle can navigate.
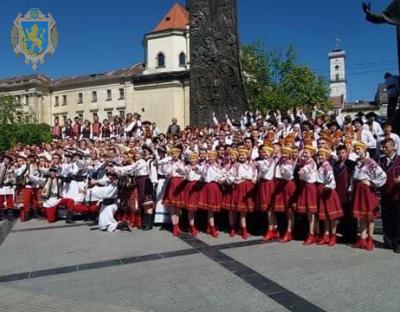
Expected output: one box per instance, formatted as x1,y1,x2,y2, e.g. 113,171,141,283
338,201,358,243
381,198,400,248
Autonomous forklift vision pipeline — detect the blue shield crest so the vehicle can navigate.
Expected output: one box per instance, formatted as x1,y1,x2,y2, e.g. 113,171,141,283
21,21,49,55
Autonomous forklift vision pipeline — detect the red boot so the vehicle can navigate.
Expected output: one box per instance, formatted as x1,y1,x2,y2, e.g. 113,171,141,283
190,226,199,237
279,231,292,243
328,235,337,247
351,238,368,249
241,227,249,240
209,226,219,238
366,237,375,251
172,224,182,237
229,228,236,237
316,234,330,245
303,234,316,245
263,229,278,241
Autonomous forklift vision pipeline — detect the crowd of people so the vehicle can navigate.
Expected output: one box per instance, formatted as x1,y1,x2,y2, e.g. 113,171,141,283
0,108,400,253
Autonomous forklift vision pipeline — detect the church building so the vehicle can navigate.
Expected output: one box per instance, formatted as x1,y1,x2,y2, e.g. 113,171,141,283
0,3,190,131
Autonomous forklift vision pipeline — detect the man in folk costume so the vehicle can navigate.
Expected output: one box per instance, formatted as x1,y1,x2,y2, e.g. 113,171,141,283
162,147,186,236
380,138,400,253
273,146,296,243
351,141,386,251
197,150,225,238
72,117,81,140
334,145,357,244
316,148,343,247
51,117,62,140
91,115,102,139
154,146,171,225
59,151,84,223
42,167,77,223
89,169,130,232
228,148,257,240
256,145,277,241
0,154,16,220
296,145,319,245
181,153,202,236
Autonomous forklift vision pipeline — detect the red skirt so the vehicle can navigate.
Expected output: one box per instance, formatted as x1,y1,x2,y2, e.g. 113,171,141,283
352,180,379,220
183,180,203,211
296,181,317,214
317,184,343,221
231,180,256,212
273,179,296,212
198,182,222,212
221,184,234,210
162,177,185,208
258,179,275,211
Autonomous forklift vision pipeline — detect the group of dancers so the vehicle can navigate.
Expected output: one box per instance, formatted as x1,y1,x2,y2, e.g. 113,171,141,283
0,109,399,253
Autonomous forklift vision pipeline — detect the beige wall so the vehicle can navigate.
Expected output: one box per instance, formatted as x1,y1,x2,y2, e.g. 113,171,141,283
133,79,189,132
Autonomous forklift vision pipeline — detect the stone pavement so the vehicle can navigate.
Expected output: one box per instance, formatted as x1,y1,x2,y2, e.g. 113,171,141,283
0,219,399,312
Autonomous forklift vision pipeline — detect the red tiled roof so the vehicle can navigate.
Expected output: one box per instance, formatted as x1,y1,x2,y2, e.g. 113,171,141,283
153,3,189,33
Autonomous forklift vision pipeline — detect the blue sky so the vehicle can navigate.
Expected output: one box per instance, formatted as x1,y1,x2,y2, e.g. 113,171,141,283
0,0,396,101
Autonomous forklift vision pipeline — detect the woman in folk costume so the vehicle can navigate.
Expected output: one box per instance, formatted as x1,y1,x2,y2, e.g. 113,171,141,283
351,141,387,251
113,151,140,228
256,145,277,240
113,145,155,231
181,153,202,236
316,148,343,247
221,149,238,237
197,150,225,238
273,146,296,243
296,145,319,245
162,147,186,236
228,148,257,239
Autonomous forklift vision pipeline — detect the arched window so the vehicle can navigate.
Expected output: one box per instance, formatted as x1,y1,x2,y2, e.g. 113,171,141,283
157,52,165,68
179,52,186,67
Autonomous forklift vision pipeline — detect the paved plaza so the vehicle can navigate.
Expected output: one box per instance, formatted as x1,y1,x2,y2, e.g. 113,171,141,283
0,219,399,312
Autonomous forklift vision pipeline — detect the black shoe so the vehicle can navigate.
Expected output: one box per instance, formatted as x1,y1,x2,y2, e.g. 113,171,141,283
142,214,154,231
0,210,3,221
31,210,40,219
117,221,131,232
65,211,75,224
6,209,14,221
394,245,400,254
88,220,98,226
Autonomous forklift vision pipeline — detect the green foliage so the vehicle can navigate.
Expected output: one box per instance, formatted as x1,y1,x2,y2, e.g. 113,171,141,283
0,95,51,152
240,42,331,113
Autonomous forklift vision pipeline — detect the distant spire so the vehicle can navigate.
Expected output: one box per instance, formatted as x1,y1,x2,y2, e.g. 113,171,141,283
335,35,341,50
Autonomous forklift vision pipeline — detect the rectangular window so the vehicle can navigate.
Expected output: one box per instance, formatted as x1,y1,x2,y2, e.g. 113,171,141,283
107,89,112,101
92,91,97,102
25,95,29,105
119,88,124,99
55,96,59,106
119,110,125,118
78,93,83,104
77,113,83,123
62,114,67,125
107,110,113,121
335,74,340,81
16,95,21,104
62,95,67,106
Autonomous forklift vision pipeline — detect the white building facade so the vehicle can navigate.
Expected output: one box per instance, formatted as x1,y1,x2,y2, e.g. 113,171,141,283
0,3,190,132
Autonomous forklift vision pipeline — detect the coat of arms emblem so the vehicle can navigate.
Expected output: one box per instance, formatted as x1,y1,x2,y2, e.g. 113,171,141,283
11,8,58,70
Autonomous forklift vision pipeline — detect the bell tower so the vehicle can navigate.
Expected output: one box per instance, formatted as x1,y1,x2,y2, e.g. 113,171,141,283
329,37,347,101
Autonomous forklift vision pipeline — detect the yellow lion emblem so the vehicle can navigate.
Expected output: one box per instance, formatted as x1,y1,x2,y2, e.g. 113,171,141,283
21,23,46,54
